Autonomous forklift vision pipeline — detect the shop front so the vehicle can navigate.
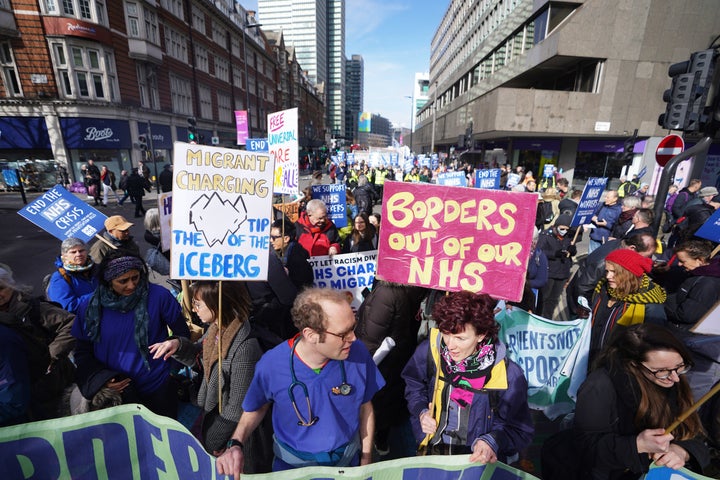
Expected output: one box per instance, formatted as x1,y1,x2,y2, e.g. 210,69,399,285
0,116,56,191
138,122,173,176
61,117,132,189
575,139,645,186
511,138,562,178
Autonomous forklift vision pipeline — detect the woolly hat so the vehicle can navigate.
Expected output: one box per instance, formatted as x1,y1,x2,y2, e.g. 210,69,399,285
698,186,719,198
555,214,572,227
605,249,653,277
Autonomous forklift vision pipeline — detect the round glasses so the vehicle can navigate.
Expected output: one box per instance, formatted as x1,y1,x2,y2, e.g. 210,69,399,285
640,363,691,380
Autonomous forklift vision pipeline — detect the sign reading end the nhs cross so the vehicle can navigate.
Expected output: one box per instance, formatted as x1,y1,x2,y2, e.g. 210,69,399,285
17,185,107,242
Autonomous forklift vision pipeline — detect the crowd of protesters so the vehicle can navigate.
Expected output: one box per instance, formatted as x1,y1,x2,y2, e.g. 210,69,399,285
2,158,720,480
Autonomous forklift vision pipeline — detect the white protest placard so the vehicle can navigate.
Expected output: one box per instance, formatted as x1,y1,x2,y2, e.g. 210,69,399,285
268,108,299,195
170,142,274,280
157,192,172,252
309,251,377,310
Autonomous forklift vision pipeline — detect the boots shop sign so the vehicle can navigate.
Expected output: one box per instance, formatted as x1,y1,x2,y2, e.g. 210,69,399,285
60,118,131,149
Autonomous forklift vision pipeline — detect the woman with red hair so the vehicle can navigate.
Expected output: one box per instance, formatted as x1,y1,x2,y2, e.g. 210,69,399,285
589,249,667,363
402,291,533,463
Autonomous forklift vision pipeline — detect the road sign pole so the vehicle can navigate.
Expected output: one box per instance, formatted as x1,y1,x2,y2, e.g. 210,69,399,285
651,136,712,236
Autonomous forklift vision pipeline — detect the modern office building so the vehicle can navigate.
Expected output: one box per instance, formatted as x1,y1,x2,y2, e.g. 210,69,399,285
411,72,430,132
0,1,323,188
413,0,720,185
258,0,345,139
345,54,364,143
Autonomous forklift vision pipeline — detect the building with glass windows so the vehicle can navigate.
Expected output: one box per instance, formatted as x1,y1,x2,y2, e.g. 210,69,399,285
0,0,323,189
258,0,345,142
345,54,363,144
413,0,720,186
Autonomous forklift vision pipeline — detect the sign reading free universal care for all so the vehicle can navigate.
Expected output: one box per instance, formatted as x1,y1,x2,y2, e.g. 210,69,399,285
17,185,106,242
170,142,274,281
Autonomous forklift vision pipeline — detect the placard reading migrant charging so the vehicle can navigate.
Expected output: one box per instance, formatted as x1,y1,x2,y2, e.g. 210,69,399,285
377,182,537,301
436,171,468,187
311,183,347,228
171,142,274,280
497,309,591,419
310,251,377,310
17,185,107,242
571,177,608,227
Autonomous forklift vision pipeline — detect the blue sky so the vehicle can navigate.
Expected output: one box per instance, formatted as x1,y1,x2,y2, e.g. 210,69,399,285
242,0,449,127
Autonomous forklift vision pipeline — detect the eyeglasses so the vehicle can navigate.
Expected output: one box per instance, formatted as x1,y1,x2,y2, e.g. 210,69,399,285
191,299,205,310
324,326,356,343
640,363,691,380
270,235,282,240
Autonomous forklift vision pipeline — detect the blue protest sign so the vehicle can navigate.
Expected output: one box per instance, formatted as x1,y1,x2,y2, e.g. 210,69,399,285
475,168,502,189
246,138,268,152
311,183,347,228
2,169,19,187
694,208,720,243
17,185,107,242
437,171,468,187
571,177,608,227
542,163,555,178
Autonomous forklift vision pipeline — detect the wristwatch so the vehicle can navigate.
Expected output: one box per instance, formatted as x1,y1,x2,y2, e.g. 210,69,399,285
226,439,244,452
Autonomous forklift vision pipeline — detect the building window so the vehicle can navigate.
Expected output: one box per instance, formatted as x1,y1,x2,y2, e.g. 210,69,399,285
194,45,208,73
137,63,159,109
169,73,192,115
231,36,240,58
212,21,225,45
191,5,205,35
163,25,188,63
214,55,228,82
233,69,242,89
44,0,108,26
217,92,231,123
159,0,183,20
198,85,212,119
50,41,118,101
126,2,158,44
0,42,22,97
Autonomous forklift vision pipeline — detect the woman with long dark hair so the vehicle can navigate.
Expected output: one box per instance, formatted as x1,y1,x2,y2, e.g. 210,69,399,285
402,291,533,462
573,323,709,479
342,213,377,253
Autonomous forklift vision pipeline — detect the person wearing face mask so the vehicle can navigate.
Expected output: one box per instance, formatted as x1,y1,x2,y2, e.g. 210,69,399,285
72,250,190,418
536,214,577,318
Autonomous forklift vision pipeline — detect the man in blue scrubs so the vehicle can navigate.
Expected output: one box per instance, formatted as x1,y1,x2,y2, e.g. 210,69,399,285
217,288,385,478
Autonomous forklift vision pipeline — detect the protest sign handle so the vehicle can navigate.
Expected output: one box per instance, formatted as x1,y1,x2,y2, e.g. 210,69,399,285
218,281,223,414
180,280,192,315
95,233,118,249
570,226,581,245
665,381,720,435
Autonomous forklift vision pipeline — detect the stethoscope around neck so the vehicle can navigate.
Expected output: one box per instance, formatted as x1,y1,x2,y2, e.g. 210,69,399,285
288,338,353,427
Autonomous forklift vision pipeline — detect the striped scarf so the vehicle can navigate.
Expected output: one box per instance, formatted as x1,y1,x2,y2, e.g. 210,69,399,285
594,275,666,326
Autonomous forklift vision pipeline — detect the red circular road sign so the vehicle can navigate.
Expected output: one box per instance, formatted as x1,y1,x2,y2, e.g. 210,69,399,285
656,134,685,167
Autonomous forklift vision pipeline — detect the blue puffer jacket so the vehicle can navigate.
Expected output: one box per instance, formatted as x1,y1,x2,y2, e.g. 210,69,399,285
46,256,98,314
402,334,534,461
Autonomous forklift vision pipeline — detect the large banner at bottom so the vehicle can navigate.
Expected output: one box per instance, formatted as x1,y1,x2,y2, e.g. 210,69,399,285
0,404,540,479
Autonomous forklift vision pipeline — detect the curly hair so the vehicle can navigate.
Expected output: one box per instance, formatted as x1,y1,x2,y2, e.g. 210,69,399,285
291,288,349,340
674,239,714,262
191,280,251,326
605,260,642,298
595,323,702,441
433,290,499,341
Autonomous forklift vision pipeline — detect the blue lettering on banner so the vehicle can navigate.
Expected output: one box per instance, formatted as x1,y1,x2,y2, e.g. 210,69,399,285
247,138,268,152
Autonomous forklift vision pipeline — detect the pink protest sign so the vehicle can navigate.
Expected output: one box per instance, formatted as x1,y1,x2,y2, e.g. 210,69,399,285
377,181,538,301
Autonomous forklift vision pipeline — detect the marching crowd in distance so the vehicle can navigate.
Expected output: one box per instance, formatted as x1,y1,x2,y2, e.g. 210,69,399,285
1,157,719,480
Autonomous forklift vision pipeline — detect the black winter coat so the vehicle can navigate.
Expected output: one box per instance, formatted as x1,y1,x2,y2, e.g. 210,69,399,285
665,258,720,329
537,229,576,280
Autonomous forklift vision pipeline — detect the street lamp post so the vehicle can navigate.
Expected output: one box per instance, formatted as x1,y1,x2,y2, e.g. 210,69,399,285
405,95,413,152
242,20,262,139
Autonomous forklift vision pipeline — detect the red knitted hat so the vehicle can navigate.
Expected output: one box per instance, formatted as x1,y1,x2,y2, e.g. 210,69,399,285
605,249,653,277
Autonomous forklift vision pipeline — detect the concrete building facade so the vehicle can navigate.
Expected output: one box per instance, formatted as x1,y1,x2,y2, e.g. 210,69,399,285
413,0,720,185
345,54,363,144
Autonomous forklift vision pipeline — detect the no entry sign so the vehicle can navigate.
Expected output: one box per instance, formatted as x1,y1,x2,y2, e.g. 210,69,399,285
656,134,684,167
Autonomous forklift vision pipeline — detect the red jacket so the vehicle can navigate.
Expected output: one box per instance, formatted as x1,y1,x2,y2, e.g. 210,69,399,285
295,211,341,256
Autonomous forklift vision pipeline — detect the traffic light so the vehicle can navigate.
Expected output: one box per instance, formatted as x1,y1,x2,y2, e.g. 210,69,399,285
187,117,197,143
138,134,148,152
622,129,638,165
659,48,719,133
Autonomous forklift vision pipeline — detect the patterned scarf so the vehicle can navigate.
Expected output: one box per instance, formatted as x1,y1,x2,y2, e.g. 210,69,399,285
62,259,95,273
202,318,242,380
85,278,151,368
594,275,667,326
440,339,496,408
